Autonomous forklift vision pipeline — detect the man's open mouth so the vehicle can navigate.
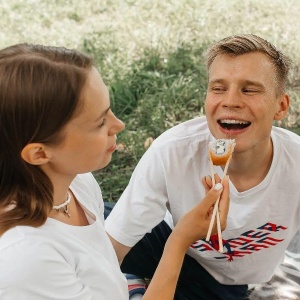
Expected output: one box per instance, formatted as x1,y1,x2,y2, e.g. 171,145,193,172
218,119,251,130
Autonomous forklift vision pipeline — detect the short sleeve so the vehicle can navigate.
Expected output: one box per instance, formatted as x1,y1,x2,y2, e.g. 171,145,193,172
105,147,169,247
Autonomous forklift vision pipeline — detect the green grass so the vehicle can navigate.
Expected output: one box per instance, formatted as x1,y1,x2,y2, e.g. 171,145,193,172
95,42,300,201
1,0,300,201
94,44,209,201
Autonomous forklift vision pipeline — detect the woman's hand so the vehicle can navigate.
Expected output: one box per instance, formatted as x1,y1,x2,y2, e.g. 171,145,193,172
143,174,230,300
169,174,229,251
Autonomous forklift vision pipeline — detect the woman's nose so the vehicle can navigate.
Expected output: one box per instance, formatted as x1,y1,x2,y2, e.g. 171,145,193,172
109,114,125,135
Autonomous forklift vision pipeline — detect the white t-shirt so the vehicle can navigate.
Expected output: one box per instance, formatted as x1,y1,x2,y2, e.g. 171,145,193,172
0,173,128,300
105,116,300,285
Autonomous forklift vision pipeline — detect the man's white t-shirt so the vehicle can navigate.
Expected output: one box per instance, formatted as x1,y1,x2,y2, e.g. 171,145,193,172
105,116,300,285
0,173,128,300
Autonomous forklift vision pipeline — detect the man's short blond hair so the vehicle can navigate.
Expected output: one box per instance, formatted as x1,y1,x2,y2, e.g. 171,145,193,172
205,34,291,95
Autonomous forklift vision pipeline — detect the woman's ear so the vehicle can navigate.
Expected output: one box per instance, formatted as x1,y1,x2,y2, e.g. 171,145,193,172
274,93,290,121
21,143,51,165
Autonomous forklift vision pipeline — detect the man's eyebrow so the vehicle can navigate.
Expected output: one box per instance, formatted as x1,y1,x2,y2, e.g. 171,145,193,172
243,80,265,89
208,79,265,89
208,79,225,85
94,106,110,122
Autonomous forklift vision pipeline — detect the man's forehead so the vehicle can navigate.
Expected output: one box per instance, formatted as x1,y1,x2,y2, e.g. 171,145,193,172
208,52,276,78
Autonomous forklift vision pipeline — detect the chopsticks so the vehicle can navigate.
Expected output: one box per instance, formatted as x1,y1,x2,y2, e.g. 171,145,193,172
206,156,231,253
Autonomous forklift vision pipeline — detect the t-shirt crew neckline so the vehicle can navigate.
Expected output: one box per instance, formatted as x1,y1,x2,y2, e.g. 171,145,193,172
208,132,280,200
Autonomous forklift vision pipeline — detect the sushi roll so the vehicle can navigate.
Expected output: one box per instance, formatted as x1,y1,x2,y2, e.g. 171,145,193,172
209,139,236,166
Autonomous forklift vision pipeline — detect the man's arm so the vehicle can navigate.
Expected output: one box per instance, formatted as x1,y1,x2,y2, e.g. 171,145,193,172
105,148,170,264
107,233,131,264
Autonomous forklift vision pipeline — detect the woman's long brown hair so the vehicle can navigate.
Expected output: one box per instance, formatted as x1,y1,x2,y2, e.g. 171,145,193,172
0,44,93,235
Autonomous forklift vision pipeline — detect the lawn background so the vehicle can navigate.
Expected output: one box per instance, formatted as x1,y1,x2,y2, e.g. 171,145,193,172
1,0,300,201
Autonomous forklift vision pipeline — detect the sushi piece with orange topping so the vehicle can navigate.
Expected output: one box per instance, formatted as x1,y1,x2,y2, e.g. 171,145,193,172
206,138,235,252
208,139,236,166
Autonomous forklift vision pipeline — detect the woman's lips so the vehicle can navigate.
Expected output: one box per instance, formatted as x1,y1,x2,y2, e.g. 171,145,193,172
107,143,117,152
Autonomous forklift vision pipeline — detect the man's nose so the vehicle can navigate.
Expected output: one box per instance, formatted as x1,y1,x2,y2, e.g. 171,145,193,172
222,89,243,108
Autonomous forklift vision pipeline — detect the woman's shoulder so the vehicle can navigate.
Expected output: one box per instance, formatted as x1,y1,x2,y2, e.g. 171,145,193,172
0,226,64,279
0,226,88,299
0,226,61,256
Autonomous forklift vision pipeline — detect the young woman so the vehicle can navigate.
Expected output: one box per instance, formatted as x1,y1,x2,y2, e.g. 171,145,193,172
0,43,229,299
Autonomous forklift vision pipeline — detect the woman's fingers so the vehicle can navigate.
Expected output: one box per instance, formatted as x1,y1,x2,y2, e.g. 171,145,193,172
202,173,222,193
202,175,212,192
199,181,223,212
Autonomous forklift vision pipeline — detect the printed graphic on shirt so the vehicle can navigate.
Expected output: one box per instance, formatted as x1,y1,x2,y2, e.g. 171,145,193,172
191,222,287,261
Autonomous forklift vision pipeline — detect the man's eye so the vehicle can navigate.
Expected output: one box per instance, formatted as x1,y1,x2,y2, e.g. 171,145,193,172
211,86,226,92
243,89,258,93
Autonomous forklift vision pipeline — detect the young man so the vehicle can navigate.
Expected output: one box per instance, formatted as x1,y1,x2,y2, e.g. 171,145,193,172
105,34,300,299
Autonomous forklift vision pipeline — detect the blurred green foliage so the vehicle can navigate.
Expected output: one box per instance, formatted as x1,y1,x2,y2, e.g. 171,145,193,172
2,0,300,201
91,42,300,201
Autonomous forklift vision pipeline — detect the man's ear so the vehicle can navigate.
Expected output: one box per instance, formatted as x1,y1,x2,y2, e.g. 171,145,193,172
21,143,51,165
274,93,290,121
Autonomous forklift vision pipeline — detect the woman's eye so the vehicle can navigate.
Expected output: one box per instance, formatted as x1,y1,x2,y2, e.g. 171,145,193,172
99,118,107,128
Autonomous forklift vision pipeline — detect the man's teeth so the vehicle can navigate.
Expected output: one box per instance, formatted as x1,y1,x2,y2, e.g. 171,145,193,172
220,120,249,124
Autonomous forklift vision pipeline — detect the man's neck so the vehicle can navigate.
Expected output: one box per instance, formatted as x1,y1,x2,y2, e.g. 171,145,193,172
227,139,273,192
